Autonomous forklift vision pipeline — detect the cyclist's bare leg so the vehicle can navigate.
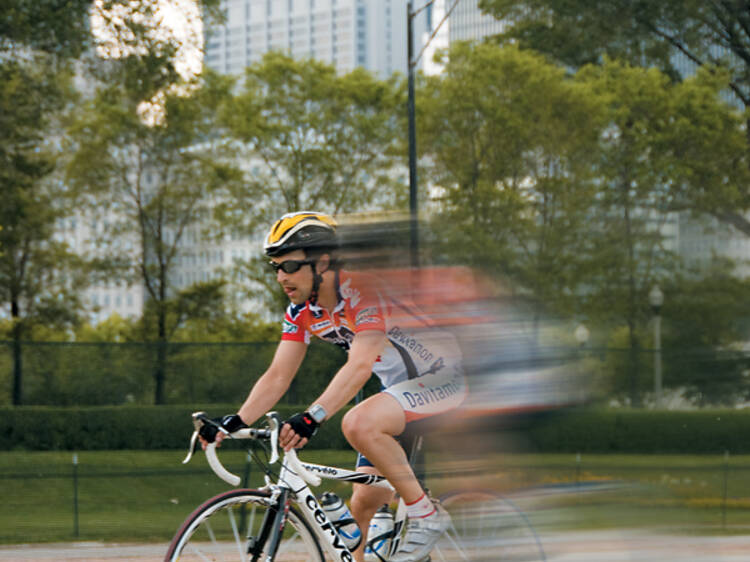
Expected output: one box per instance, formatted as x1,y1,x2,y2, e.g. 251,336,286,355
342,393,425,505
350,467,395,562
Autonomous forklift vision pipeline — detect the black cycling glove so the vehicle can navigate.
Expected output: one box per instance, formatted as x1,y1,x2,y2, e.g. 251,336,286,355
199,414,248,443
284,412,319,440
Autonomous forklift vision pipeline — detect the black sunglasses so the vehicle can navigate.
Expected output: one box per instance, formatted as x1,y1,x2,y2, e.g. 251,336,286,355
269,259,314,274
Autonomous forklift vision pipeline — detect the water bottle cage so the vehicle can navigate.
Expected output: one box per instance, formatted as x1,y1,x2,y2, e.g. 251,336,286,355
331,516,362,550
332,517,357,530
365,529,396,562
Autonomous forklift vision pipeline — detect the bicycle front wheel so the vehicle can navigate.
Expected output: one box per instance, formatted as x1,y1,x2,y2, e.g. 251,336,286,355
432,489,546,561
165,489,324,562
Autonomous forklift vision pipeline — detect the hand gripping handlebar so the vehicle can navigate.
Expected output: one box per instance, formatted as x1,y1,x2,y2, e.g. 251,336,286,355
182,411,322,487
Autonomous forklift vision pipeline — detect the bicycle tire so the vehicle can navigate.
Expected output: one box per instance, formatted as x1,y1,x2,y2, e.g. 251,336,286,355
432,489,546,561
165,488,325,562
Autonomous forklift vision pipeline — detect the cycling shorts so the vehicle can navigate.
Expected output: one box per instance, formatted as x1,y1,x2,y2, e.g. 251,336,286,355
356,368,466,468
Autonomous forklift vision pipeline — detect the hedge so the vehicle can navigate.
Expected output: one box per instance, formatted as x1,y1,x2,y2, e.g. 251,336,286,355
0,405,351,451
524,408,750,454
5,406,750,453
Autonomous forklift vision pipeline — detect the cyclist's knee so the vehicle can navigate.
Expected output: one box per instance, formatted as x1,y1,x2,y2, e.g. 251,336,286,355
342,406,376,446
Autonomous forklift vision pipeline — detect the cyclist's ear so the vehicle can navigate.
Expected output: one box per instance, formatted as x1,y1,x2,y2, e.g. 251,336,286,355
316,253,331,273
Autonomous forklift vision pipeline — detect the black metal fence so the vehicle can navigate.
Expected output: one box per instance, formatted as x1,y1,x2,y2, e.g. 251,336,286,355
4,450,750,544
1,340,748,407
0,340,347,406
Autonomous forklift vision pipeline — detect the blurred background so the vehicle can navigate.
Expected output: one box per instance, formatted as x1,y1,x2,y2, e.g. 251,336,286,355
2,0,750,556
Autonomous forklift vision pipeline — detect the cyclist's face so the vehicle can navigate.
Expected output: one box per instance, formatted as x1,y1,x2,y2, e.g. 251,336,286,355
272,250,313,305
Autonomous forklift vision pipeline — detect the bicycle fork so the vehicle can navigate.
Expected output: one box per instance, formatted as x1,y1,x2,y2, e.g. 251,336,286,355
248,489,291,562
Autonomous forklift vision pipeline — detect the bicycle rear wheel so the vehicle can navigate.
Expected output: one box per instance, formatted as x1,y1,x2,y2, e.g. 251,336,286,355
165,489,324,562
432,489,546,561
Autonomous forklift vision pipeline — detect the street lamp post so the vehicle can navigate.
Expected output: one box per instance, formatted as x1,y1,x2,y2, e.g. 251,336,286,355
407,0,419,268
574,323,590,349
649,285,664,408
574,323,590,405
406,1,459,268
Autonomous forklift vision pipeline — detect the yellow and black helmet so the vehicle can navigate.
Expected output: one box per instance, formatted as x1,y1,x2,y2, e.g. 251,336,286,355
264,211,338,257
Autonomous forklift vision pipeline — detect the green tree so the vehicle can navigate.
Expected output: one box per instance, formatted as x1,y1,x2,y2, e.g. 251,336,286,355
419,43,603,322
573,60,747,405
1,0,92,59
480,0,750,235
218,51,407,312
67,67,237,404
660,262,750,405
1,0,226,405
0,55,89,404
2,1,224,60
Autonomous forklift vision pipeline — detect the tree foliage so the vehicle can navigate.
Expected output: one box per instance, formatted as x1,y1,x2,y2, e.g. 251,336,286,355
0,54,86,404
217,51,407,312
480,0,750,235
218,51,407,225
419,42,750,404
66,65,236,404
420,42,604,318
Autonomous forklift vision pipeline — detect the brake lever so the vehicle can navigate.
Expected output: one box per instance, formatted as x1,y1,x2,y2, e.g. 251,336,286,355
182,430,199,464
266,411,281,464
182,411,208,464
182,412,211,464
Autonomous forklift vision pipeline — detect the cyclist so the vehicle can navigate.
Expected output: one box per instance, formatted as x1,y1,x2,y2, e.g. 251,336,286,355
200,211,466,562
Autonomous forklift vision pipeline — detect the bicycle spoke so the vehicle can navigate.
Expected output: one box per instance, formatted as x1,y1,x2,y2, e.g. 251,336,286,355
226,507,246,562
275,530,300,555
205,520,227,562
187,544,213,562
435,527,471,562
245,503,257,537
437,490,546,561
166,491,324,562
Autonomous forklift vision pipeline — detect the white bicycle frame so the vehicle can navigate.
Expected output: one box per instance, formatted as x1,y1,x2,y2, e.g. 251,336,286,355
184,412,408,562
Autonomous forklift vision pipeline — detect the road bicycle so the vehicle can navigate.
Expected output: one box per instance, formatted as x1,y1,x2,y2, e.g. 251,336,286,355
164,411,546,561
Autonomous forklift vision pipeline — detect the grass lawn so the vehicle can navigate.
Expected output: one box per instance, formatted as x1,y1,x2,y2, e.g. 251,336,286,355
3,447,750,544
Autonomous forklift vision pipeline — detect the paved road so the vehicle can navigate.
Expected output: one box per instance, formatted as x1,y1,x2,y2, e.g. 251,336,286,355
2,531,749,561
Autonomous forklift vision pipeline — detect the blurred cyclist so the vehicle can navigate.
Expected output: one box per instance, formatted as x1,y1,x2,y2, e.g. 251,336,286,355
199,211,465,562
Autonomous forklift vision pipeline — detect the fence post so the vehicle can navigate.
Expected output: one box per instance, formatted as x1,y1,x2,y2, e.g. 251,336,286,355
722,450,729,528
72,453,79,537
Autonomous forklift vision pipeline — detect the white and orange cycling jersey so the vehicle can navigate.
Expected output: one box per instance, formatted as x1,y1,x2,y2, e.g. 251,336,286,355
280,269,466,422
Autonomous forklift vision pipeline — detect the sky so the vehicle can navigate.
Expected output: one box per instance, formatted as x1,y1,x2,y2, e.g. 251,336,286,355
89,0,204,123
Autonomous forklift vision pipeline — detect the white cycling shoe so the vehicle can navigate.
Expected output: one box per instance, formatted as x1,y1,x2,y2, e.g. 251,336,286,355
390,504,449,562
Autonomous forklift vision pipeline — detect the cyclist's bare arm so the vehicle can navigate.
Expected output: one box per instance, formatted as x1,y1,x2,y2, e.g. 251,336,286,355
315,330,385,416
280,330,385,451
198,340,306,449
236,339,308,425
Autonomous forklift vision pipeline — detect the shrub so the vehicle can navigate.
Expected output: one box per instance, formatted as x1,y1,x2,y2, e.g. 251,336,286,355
0,404,350,451
525,408,750,454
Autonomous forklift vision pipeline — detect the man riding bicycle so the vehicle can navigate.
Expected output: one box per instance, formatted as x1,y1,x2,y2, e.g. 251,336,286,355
200,211,466,562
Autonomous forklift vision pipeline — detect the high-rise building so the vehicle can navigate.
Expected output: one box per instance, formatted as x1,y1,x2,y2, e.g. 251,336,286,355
203,0,433,78
448,0,504,43
55,212,146,323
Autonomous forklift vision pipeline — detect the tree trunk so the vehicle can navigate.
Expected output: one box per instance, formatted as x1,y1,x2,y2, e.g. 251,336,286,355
12,336,23,406
154,339,166,405
628,321,641,408
11,300,23,406
154,307,167,405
